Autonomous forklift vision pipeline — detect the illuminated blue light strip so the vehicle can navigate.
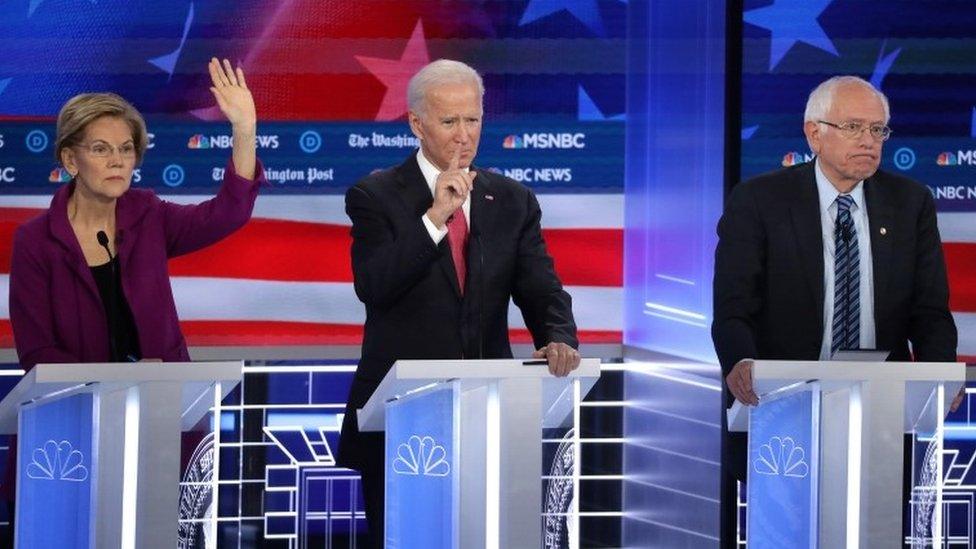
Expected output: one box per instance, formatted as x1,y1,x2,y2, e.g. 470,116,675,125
643,310,708,328
643,302,707,320
624,514,721,541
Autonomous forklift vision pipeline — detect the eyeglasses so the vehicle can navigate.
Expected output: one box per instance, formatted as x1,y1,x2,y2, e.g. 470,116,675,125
817,120,891,141
76,140,137,159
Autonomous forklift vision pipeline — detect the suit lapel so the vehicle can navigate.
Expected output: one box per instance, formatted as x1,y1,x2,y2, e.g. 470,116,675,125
789,164,825,326
464,169,497,298
396,153,462,298
864,175,894,317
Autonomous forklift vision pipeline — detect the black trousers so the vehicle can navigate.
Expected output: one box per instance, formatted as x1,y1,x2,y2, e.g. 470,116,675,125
356,432,386,549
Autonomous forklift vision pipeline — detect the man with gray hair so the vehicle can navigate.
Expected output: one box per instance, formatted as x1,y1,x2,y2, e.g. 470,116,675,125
711,75,957,546
337,59,580,547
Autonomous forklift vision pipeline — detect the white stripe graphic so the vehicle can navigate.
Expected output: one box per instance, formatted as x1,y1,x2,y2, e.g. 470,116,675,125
170,277,622,331
938,213,976,243
953,312,976,357
0,275,623,332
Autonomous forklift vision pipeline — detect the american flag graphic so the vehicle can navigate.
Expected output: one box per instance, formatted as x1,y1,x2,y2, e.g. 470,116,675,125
0,193,624,349
939,214,975,361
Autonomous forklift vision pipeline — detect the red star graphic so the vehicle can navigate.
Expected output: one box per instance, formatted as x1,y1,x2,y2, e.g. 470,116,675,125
355,20,431,121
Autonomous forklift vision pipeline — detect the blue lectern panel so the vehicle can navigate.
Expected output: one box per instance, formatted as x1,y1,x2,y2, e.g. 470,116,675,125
747,389,819,548
17,393,94,548
385,385,458,547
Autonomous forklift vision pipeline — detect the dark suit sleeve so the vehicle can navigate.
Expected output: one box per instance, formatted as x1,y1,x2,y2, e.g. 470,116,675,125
712,183,765,375
346,184,441,308
511,190,578,350
908,190,957,361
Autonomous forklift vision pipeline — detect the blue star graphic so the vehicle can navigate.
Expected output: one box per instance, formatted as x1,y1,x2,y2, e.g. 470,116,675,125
742,125,759,140
148,2,195,80
744,0,838,71
870,41,901,90
519,0,605,36
578,86,623,121
29,0,96,17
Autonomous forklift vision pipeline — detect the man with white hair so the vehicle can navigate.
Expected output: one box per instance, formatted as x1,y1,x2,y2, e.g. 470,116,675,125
711,75,957,546
337,59,580,547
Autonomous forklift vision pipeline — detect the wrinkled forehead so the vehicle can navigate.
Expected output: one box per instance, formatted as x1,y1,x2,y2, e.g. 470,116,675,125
829,84,886,122
82,116,136,143
423,83,483,113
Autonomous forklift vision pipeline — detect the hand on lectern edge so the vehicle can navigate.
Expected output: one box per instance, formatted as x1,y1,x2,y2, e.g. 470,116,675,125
532,342,580,378
727,359,759,406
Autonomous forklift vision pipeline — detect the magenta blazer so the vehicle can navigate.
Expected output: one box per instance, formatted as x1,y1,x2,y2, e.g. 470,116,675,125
8,161,266,370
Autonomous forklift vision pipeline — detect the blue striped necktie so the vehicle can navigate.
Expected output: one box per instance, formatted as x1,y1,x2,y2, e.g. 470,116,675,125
831,194,860,354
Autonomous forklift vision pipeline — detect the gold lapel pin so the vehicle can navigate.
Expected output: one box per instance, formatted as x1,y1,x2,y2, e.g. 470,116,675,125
880,227,887,235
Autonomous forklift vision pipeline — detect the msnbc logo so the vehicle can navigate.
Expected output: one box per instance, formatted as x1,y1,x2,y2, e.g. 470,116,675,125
782,152,813,167
49,167,72,183
187,134,212,149
937,151,976,166
503,135,525,149
503,132,585,149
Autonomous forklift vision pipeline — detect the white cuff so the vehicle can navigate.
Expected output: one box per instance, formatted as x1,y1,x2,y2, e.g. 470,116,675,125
422,213,448,244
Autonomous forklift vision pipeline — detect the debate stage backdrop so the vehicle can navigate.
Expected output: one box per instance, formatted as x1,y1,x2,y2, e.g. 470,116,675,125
0,0,627,350
0,2,628,547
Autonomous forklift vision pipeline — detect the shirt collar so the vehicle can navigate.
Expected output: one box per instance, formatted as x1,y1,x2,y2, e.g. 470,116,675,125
814,157,864,213
416,147,469,197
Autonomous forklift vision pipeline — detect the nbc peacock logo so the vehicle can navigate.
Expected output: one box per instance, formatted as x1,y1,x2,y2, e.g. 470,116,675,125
937,152,958,166
392,435,451,477
48,167,72,183
502,135,525,149
187,134,211,149
782,151,813,167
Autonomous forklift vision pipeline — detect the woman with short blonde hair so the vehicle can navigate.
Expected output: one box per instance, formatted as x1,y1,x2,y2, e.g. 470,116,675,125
8,58,264,368
54,92,150,165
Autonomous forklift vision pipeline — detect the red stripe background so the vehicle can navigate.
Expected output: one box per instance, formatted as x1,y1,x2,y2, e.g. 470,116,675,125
0,209,623,287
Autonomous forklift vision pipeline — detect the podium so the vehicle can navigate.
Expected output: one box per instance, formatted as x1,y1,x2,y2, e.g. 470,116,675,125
0,361,242,549
358,358,601,548
728,360,965,548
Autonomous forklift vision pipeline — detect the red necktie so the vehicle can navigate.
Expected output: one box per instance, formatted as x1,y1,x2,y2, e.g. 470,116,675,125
446,208,468,293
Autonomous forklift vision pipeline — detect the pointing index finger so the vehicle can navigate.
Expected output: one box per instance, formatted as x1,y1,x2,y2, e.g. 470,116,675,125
448,148,460,172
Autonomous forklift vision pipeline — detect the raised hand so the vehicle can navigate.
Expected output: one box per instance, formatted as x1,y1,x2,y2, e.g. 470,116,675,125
208,58,257,180
208,58,256,130
427,148,476,228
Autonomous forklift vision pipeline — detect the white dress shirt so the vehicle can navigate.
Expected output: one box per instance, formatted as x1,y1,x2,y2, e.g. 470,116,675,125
417,149,471,244
815,159,877,359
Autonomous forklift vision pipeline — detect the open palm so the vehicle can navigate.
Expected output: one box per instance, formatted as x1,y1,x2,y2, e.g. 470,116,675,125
208,58,256,128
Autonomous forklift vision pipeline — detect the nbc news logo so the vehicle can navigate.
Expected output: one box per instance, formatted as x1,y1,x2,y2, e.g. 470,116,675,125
187,134,213,149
